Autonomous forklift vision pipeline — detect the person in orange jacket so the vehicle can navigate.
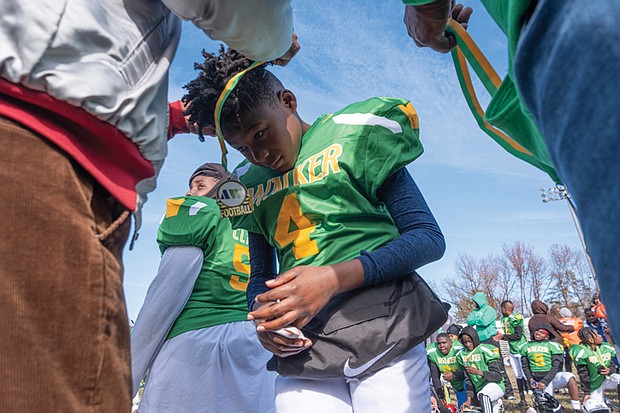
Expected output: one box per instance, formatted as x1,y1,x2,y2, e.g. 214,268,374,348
592,293,608,321
558,307,583,372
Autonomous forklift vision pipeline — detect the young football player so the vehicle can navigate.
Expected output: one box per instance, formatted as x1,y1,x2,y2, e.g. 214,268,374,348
130,163,276,413
446,324,464,344
493,300,527,406
467,292,515,400
182,47,446,412
427,333,467,408
571,327,620,405
457,326,504,413
519,324,581,412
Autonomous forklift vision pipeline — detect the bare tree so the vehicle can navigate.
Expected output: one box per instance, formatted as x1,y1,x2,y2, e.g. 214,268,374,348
548,243,595,314
442,254,501,321
527,249,548,302
500,242,549,316
502,242,526,315
491,255,518,306
441,242,593,322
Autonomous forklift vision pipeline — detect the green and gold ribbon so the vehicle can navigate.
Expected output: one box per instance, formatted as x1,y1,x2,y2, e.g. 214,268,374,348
213,60,264,170
445,19,561,183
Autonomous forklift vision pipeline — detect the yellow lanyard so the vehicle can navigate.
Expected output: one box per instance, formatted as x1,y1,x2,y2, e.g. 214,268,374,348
213,60,264,170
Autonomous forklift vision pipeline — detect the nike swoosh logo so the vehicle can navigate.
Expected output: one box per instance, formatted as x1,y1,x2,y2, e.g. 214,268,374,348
343,343,397,378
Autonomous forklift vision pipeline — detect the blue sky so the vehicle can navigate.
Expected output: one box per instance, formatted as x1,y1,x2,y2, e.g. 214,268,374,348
123,0,583,321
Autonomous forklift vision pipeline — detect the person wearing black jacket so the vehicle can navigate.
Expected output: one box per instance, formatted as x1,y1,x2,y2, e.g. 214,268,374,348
529,300,575,346
457,326,505,413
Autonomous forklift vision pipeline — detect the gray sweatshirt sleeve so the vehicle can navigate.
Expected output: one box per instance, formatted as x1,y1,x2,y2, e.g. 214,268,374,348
130,246,203,395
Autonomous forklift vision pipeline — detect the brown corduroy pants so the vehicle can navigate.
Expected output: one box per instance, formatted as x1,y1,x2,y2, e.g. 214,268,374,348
0,116,132,412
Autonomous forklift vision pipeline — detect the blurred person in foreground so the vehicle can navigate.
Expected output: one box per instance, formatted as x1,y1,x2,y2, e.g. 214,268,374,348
0,1,297,411
402,0,620,342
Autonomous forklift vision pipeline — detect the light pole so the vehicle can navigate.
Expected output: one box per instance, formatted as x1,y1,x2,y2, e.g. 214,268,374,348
541,185,599,290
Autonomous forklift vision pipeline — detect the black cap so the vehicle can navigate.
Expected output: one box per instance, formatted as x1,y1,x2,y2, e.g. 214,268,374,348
189,163,226,187
446,324,463,336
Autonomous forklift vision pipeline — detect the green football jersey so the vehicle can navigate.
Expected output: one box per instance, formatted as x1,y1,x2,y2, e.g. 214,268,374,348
427,343,465,391
501,314,526,354
457,343,505,393
519,340,564,373
571,342,617,391
230,97,423,270
157,196,251,339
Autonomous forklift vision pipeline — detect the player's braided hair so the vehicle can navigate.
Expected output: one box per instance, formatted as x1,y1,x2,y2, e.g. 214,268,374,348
182,45,284,141
578,326,597,344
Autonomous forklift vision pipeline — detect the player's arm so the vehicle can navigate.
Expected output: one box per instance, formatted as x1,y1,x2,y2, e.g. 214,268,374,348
463,369,475,399
482,359,503,383
503,324,523,342
246,232,278,310
402,0,473,53
161,0,294,62
453,367,465,382
357,167,446,287
130,246,203,394
521,354,533,379
550,317,575,333
539,354,562,386
576,363,592,395
428,360,445,399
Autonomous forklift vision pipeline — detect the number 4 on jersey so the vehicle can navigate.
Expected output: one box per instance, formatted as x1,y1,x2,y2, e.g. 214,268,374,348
274,193,319,260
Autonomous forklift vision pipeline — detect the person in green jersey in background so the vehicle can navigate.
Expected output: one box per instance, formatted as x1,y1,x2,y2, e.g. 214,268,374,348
457,326,505,413
571,327,620,407
130,163,276,413
519,324,581,412
493,300,527,407
467,292,515,399
427,333,467,408
182,47,446,413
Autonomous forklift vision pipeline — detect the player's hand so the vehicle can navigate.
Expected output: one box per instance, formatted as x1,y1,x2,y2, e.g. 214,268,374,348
187,122,215,136
443,372,454,381
248,260,364,331
536,382,546,390
270,33,299,67
431,395,438,407
404,0,473,54
461,398,471,409
492,333,504,341
582,394,590,403
251,302,312,357
465,365,482,376
599,366,611,375
249,265,341,331
180,100,216,136
255,329,312,357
